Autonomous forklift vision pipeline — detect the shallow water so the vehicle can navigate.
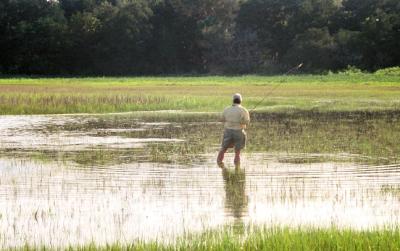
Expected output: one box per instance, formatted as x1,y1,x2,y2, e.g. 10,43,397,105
0,114,399,248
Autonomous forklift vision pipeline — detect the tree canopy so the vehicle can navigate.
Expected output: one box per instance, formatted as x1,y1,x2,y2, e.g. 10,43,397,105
0,0,399,75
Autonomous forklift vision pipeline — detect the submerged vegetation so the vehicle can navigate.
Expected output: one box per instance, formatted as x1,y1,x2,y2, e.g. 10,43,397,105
0,74,400,115
3,110,398,169
34,111,400,165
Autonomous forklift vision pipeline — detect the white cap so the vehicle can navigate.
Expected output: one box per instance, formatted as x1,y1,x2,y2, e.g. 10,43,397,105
233,93,242,102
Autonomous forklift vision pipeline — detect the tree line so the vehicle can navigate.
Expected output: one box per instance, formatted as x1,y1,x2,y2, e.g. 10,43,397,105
0,0,399,75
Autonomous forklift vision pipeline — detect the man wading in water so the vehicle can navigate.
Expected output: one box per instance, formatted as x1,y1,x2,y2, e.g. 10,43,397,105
217,93,250,168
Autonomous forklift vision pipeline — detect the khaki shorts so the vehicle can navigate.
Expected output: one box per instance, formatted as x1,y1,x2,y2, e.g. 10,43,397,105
221,129,247,151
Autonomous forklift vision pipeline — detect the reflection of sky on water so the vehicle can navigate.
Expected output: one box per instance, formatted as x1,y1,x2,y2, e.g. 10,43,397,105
0,156,399,248
244,159,400,229
0,115,399,248
0,158,226,247
0,115,183,151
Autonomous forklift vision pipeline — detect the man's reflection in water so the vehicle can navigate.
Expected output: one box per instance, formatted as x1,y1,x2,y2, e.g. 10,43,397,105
221,166,248,230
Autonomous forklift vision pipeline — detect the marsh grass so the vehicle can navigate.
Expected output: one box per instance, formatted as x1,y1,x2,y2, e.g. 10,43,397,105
112,111,400,163
44,226,399,250
1,75,400,250
1,111,400,250
248,111,400,163
1,74,400,114
17,110,397,166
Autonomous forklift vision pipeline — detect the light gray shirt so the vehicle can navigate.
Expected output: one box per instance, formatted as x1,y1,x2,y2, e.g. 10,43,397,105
221,104,250,130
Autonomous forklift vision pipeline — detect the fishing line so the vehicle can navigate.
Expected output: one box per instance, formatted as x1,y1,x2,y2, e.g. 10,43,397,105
249,63,303,113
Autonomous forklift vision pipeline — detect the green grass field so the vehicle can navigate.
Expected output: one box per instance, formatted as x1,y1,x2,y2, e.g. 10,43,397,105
0,74,399,114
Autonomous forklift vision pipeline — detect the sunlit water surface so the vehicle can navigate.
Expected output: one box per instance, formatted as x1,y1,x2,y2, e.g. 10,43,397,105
0,114,399,248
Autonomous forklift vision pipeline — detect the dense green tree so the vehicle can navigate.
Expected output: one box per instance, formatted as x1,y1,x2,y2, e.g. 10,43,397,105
236,0,298,67
284,28,337,71
224,29,264,74
336,0,400,70
60,0,99,17
0,0,68,74
167,0,240,73
236,0,340,72
92,1,153,74
0,0,399,75
63,0,153,75
332,29,362,69
145,0,204,74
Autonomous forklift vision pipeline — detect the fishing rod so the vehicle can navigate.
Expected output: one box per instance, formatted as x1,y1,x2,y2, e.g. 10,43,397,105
249,63,303,113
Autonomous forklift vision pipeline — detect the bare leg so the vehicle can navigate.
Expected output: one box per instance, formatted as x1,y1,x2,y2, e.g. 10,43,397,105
217,148,227,165
234,149,241,167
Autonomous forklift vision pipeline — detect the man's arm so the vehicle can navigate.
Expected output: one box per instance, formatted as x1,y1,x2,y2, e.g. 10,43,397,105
241,109,250,127
219,109,226,122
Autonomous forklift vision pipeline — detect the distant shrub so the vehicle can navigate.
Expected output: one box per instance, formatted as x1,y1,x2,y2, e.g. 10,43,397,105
338,65,363,75
375,67,400,76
